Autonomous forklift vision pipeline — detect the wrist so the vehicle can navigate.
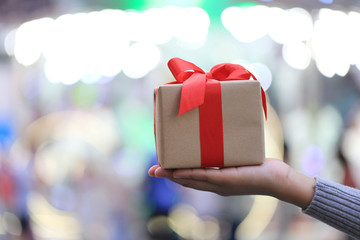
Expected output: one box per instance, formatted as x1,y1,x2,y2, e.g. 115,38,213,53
280,168,316,209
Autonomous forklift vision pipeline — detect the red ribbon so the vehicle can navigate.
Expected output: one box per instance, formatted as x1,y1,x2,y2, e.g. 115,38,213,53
168,58,267,118
166,58,267,167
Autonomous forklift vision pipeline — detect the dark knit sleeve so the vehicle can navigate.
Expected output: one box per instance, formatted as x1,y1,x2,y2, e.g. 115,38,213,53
303,178,360,239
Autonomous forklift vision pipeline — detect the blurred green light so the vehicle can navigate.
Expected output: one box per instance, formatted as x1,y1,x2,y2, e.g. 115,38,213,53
112,0,204,11
71,83,99,107
116,103,155,153
237,2,258,8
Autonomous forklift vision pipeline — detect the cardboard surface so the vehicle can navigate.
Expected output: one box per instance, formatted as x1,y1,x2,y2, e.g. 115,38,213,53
155,80,265,168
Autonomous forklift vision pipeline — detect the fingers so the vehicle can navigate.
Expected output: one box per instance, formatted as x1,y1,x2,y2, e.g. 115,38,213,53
148,165,224,195
148,165,175,178
149,165,260,188
153,167,220,189
154,167,174,178
173,168,222,183
171,178,224,195
148,165,210,180
148,165,159,177
149,166,228,185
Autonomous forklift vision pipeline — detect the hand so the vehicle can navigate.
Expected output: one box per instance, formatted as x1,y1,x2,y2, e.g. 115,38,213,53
148,158,315,209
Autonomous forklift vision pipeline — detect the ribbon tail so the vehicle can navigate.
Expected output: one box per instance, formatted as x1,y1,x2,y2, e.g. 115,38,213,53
250,71,267,120
261,88,267,120
179,74,206,115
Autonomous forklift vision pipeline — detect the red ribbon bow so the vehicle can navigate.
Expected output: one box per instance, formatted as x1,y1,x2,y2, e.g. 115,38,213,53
168,57,267,119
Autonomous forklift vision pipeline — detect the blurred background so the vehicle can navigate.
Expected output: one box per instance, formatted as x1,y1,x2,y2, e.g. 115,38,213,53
0,0,359,239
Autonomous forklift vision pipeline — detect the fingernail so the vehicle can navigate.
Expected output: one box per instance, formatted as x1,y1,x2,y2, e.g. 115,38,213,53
148,165,157,177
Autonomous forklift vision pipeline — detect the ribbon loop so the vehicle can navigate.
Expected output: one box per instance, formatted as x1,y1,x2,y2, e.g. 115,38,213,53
167,57,267,119
168,58,205,82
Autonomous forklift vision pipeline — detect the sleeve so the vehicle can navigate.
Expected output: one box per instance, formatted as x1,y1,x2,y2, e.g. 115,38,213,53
303,177,360,239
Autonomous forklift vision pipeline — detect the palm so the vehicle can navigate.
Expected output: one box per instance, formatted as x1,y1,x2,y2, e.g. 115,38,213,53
148,158,289,197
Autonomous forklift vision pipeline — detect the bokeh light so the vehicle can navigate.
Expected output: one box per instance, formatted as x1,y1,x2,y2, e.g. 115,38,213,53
173,7,210,43
319,0,334,4
312,9,352,77
168,204,201,239
112,148,147,187
282,42,312,70
14,18,53,66
245,62,272,91
27,192,82,239
0,116,14,150
221,6,270,43
8,6,210,84
4,29,16,56
221,5,360,77
301,145,326,177
235,196,278,240
122,42,161,79
34,140,91,186
268,8,313,44
2,212,22,236
50,184,76,211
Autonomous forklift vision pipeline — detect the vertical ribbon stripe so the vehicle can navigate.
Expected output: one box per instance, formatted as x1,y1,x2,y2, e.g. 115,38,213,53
199,81,224,167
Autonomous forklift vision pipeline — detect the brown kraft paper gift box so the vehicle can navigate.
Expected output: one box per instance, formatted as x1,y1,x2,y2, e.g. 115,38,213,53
154,80,265,169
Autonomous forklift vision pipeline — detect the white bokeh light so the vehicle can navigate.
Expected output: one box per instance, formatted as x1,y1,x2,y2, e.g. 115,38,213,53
124,11,146,42
221,7,243,33
14,18,54,66
222,6,312,44
269,8,313,44
12,5,360,81
282,42,311,70
123,42,161,79
315,56,336,78
44,60,83,85
221,6,270,43
174,7,210,43
245,63,272,91
348,12,360,70
9,7,210,84
4,29,16,56
93,11,129,77
141,8,174,44
312,9,351,77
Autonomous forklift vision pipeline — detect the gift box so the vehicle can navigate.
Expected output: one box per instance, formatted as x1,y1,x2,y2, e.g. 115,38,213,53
154,58,267,169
